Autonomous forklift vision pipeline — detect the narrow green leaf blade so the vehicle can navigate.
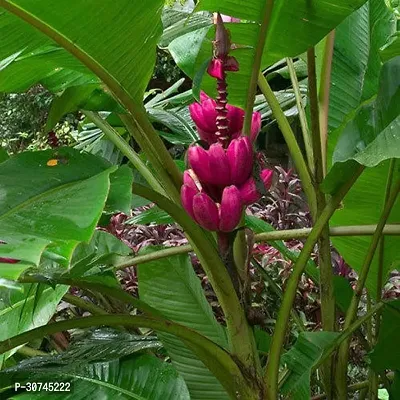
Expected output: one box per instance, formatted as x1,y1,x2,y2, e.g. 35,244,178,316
0,284,68,368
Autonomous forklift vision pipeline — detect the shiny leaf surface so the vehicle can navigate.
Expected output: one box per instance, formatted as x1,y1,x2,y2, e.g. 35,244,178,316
370,300,400,371
327,0,396,132
0,0,164,102
0,148,115,279
323,56,400,194
0,284,68,368
3,354,190,400
138,249,229,399
169,0,369,107
281,332,339,399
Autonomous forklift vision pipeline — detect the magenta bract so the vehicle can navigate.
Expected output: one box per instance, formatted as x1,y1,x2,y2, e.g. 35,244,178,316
181,184,198,220
238,169,274,205
192,192,220,231
227,136,253,186
188,136,253,187
207,57,239,80
208,143,231,186
207,58,225,80
187,145,211,183
219,185,242,232
189,92,262,145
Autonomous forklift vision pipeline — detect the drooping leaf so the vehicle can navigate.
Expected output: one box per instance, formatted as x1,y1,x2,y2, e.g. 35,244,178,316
138,249,229,399
280,332,339,399
46,84,123,131
332,59,400,167
381,32,400,62
323,58,400,297
160,3,211,48
370,299,400,371
323,56,400,195
169,0,369,107
69,230,132,277
327,0,396,132
0,45,97,93
104,165,133,215
0,284,68,369
148,108,198,144
2,354,190,400
72,125,124,165
0,147,115,279
1,328,161,374
126,206,174,226
0,0,165,102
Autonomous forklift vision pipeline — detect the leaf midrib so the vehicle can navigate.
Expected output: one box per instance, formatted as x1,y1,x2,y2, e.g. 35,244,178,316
61,373,147,400
0,168,113,223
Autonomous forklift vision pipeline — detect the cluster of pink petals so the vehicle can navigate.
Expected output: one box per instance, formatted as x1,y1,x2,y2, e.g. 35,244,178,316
189,92,261,145
181,166,273,232
188,136,253,187
181,171,242,232
181,13,273,233
207,57,239,80
238,169,274,205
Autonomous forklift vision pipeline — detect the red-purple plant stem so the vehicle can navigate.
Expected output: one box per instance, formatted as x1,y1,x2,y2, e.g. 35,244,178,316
335,177,400,398
215,72,230,146
308,46,335,399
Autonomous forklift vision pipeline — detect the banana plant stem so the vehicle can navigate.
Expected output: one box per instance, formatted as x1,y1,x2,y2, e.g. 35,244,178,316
376,159,396,304
83,111,165,195
263,166,364,398
308,46,335,398
119,113,182,203
0,315,255,400
315,302,384,371
16,346,48,357
318,30,335,176
131,184,260,373
335,178,400,398
62,293,109,316
258,72,317,217
311,380,369,400
243,0,274,135
113,224,400,270
286,57,314,173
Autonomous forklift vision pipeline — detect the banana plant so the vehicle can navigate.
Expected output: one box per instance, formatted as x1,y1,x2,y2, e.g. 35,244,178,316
0,0,399,399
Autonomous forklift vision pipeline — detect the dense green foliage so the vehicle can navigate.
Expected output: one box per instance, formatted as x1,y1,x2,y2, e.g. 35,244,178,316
0,0,399,399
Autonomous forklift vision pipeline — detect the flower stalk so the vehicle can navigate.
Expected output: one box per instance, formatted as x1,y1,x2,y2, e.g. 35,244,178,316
308,46,335,398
